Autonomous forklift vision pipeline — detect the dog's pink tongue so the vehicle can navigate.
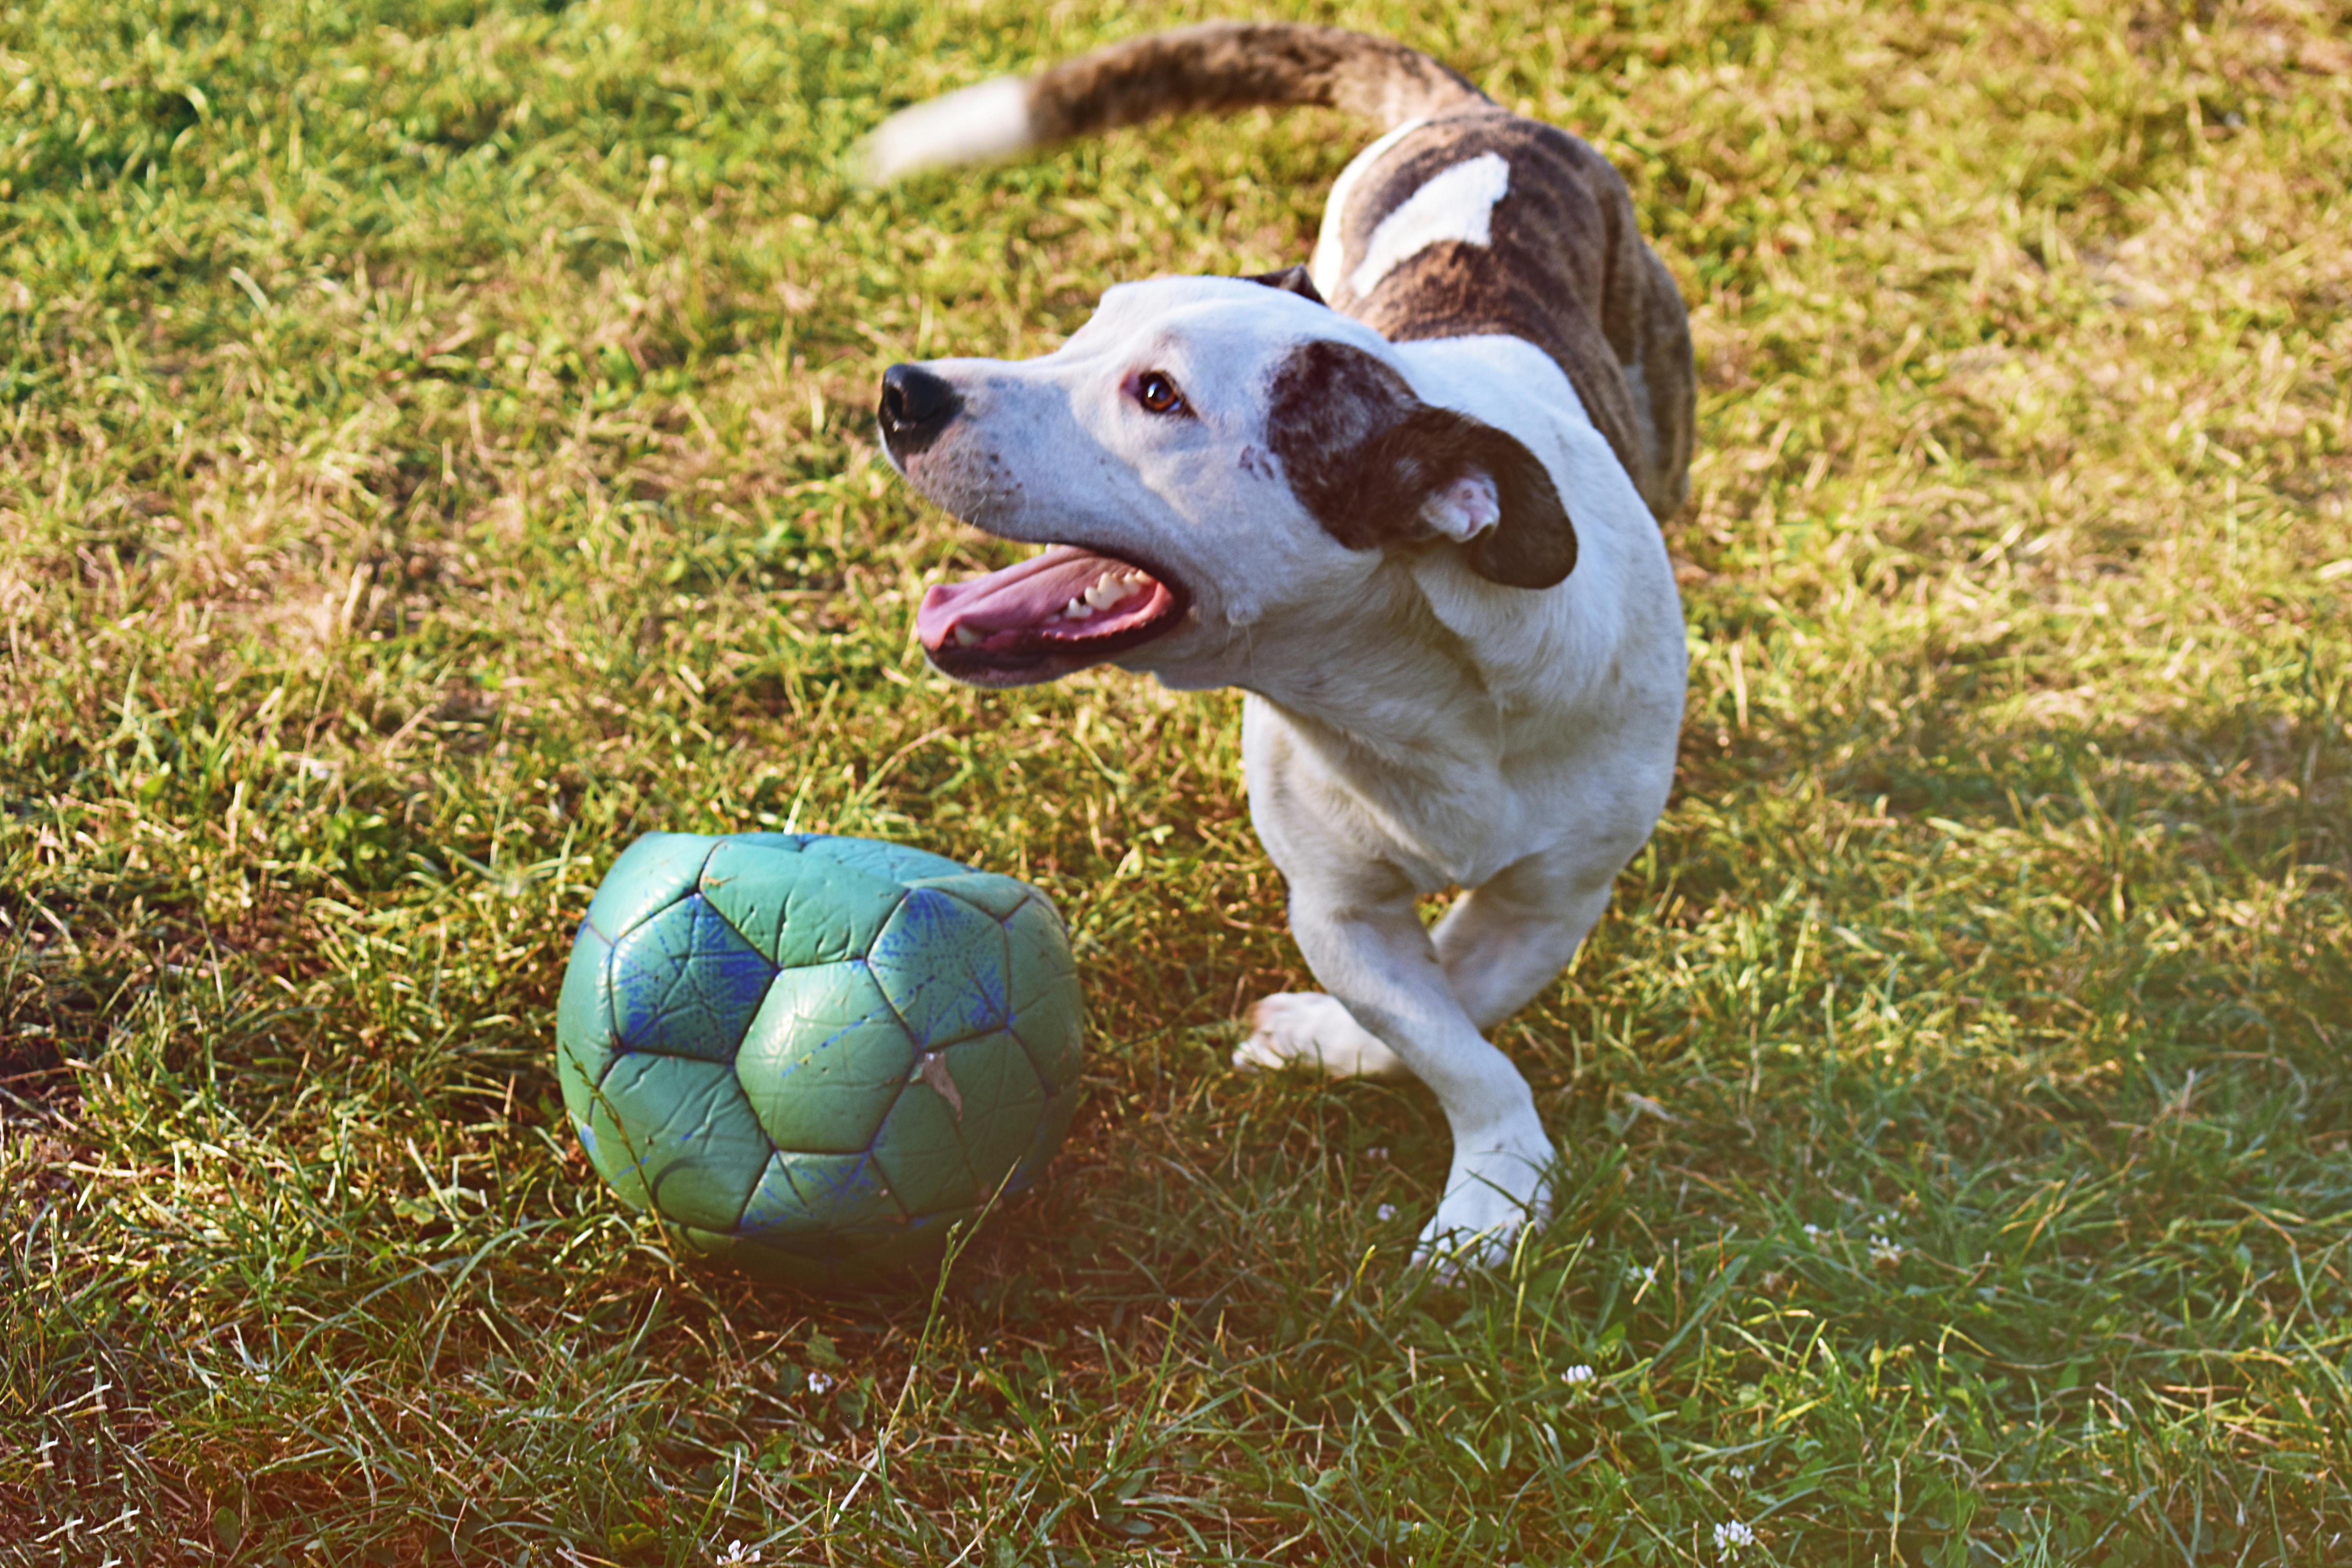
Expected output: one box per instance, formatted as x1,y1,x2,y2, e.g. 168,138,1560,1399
916,545,1137,650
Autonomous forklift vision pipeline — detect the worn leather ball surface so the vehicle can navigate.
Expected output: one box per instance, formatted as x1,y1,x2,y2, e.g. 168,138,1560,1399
556,832,1084,1290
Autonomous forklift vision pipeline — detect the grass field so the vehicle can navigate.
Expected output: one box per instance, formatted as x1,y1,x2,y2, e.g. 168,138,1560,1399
5,0,2350,1561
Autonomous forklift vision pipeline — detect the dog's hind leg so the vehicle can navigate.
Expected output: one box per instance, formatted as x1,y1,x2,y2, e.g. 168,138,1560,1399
1236,991,1410,1078
1236,845,1619,1075
1430,845,1622,1032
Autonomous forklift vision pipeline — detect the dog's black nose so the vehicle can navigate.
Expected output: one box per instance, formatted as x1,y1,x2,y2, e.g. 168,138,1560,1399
877,363,962,456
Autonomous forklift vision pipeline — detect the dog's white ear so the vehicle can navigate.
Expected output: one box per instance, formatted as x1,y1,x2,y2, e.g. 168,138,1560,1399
1421,472,1501,541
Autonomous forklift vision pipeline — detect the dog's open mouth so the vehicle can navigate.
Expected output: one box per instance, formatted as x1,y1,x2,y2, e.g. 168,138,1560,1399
915,544,1190,684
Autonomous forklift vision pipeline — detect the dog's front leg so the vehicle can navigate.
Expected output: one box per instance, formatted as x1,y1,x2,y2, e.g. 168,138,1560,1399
1283,866,1557,1272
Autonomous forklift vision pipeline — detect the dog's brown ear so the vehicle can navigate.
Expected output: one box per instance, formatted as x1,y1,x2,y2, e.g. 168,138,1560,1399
1423,413,1579,588
1242,264,1326,305
1267,339,1577,589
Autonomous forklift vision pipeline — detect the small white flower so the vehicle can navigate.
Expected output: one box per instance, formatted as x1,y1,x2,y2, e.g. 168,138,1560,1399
1561,1364,1594,1385
1366,1146,1390,1162
806,1371,835,1395
1377,1203,1398,1222
1802,1223,1824,1241
1714,1519,1755,1553
1869,1234,1905,1267
1627,1263,1658,1288
715,1543,762,1566
1727,1463,1753,1482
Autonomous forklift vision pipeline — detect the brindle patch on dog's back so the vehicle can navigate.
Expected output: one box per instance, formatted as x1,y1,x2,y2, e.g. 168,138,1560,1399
1321,112,1695,522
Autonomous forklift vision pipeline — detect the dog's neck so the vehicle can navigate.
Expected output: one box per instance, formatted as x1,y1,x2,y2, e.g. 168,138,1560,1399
1233,556,1514,763
1256,538,1631,752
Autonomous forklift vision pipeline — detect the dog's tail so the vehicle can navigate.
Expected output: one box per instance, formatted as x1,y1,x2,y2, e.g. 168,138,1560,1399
864,22,1488,184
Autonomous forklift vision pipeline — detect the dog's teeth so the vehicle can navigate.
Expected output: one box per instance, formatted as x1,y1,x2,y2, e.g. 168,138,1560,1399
1062,598,1092,619
1085,574,1145,610
953,626,982,647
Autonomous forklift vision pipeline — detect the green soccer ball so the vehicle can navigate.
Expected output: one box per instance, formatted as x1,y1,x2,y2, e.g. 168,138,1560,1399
555,831,1084,1290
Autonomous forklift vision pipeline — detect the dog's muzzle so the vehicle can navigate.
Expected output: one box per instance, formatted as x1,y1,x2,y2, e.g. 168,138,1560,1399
877,363,962,458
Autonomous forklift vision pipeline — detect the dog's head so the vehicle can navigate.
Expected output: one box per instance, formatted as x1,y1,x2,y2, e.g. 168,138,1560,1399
879,272,1575,689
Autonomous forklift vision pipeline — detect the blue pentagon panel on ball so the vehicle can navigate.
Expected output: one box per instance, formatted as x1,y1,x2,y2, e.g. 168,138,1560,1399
864,887,1013,1050
608,893,777,1062
555,832,1086,1291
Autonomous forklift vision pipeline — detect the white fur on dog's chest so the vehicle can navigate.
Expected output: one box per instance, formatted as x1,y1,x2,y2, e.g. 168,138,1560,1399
1241,695,1520,891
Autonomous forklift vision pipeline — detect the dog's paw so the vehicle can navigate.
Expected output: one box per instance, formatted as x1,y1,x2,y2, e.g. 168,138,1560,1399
1410,1133,1557,1278
1232,993,1410,1079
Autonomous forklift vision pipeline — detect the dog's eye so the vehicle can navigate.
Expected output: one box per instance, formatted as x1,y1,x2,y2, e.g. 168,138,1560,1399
1134,371,1186,416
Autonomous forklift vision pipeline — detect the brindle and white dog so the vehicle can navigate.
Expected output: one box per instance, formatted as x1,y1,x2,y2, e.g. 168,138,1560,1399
865,22,1694,1271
